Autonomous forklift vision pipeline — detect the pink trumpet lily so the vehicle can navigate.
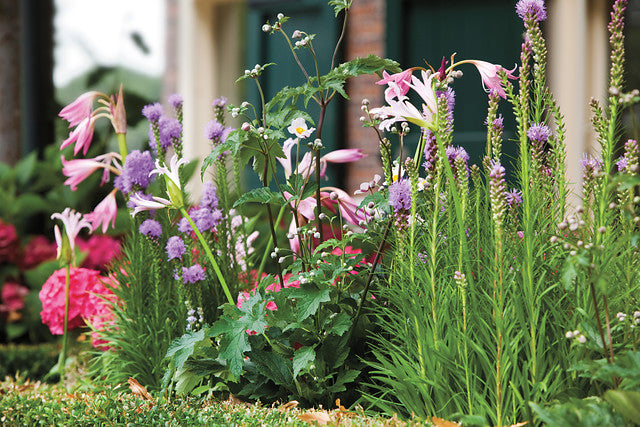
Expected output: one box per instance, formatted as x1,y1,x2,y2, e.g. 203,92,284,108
129,193,172,217
85,189,118,233
61,153,121,191
370,70,438,131
297,148,366,179
59,91,100,127
376,69,414,98
60,116,97,155
464,60,517,99
51,208,92,259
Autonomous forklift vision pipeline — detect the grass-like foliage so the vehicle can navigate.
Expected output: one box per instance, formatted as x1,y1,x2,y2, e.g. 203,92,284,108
89,217,186,390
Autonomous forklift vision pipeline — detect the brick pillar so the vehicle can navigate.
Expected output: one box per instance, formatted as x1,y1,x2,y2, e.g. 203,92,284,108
344,0,385,195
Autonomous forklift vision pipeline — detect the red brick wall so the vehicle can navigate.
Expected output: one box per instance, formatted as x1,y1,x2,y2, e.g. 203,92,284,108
343,0,386,194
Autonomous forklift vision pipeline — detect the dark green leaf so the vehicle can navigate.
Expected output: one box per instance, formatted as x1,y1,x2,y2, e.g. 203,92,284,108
233,187,286,208
165,329,207,372
292,346,316,378
604,389,640,423
286,283,331,321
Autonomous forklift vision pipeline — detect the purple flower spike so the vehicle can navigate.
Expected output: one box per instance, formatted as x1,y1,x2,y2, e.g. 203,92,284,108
388,179,412,212
527,123,551,143
166,235,186,260
139,219,162,238
142,103,164,122
183,264,206,284
159,117,182,150
204,120,225,141
168,94,183,109
516,0,547,22
212,97,227,109
200,182,219,210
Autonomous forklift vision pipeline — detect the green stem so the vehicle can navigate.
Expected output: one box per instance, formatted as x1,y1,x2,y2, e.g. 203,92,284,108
180,207,233,305
58,264,71,380
116,133,128,160
257,205,286,281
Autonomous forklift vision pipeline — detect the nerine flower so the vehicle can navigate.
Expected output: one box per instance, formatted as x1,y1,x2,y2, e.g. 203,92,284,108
85,190,118,233
149,154,187,209
59,86,126,155
51,208,92,261
465,60,517,99
61,153,121,191
370,70,438,131
375,69,414,98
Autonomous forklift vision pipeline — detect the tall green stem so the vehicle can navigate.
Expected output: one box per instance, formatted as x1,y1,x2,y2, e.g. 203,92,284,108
180,207,233,305
116,133,128,160
58,264,71,379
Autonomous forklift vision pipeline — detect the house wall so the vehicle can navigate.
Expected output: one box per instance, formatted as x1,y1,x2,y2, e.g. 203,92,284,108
171,0,610,200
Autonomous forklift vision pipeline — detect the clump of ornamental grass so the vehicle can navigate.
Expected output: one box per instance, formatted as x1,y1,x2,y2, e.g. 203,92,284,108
359,0,639,425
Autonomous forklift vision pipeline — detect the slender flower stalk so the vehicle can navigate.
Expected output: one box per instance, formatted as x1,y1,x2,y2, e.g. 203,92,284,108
179,207,233,305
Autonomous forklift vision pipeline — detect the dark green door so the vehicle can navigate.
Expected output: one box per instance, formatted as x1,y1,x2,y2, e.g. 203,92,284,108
245,0,342,187
386,0,523,168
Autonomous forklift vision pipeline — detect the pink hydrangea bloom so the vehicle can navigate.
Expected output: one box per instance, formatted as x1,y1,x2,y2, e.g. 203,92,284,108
39,267,104,335
21,235,57,270
1,282,29,312
85,274,119,350
77,234,121,271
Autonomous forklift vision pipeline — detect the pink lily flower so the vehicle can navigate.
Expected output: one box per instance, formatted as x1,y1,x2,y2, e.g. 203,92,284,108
51,208,92,258
466,60,517,99
376,69,414,98
276,138,298,178
370,70,437,131
85,189,118,233
59,91,100,127
129,193,172,216
61,153,121,191
297,148,366,179
60,116,97,155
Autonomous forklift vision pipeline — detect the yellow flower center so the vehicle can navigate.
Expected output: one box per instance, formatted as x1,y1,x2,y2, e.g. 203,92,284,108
296,127,305,134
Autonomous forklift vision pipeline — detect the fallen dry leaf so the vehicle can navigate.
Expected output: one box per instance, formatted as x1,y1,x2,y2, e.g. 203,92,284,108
224,394,252,407
127,377,153,401
279,400,299,411
430,416,460,427
298,411,332,425
509,422,529,427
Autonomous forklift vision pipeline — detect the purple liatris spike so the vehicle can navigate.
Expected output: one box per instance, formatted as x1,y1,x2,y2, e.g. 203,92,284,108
422,131,438,177
527,123,551,143
182,264,206,284
139,219,162,239
142,103,164,123
200,182,219,210
115,150,155,194
489,160,507,227
212,97,227,109
166,235,186,260
159,117,182,151
168,94,183,109
389,179,412,212
388,179,412,230
506,188,523,206
516,0,547,22
624,138,639,172
616,156,629,172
